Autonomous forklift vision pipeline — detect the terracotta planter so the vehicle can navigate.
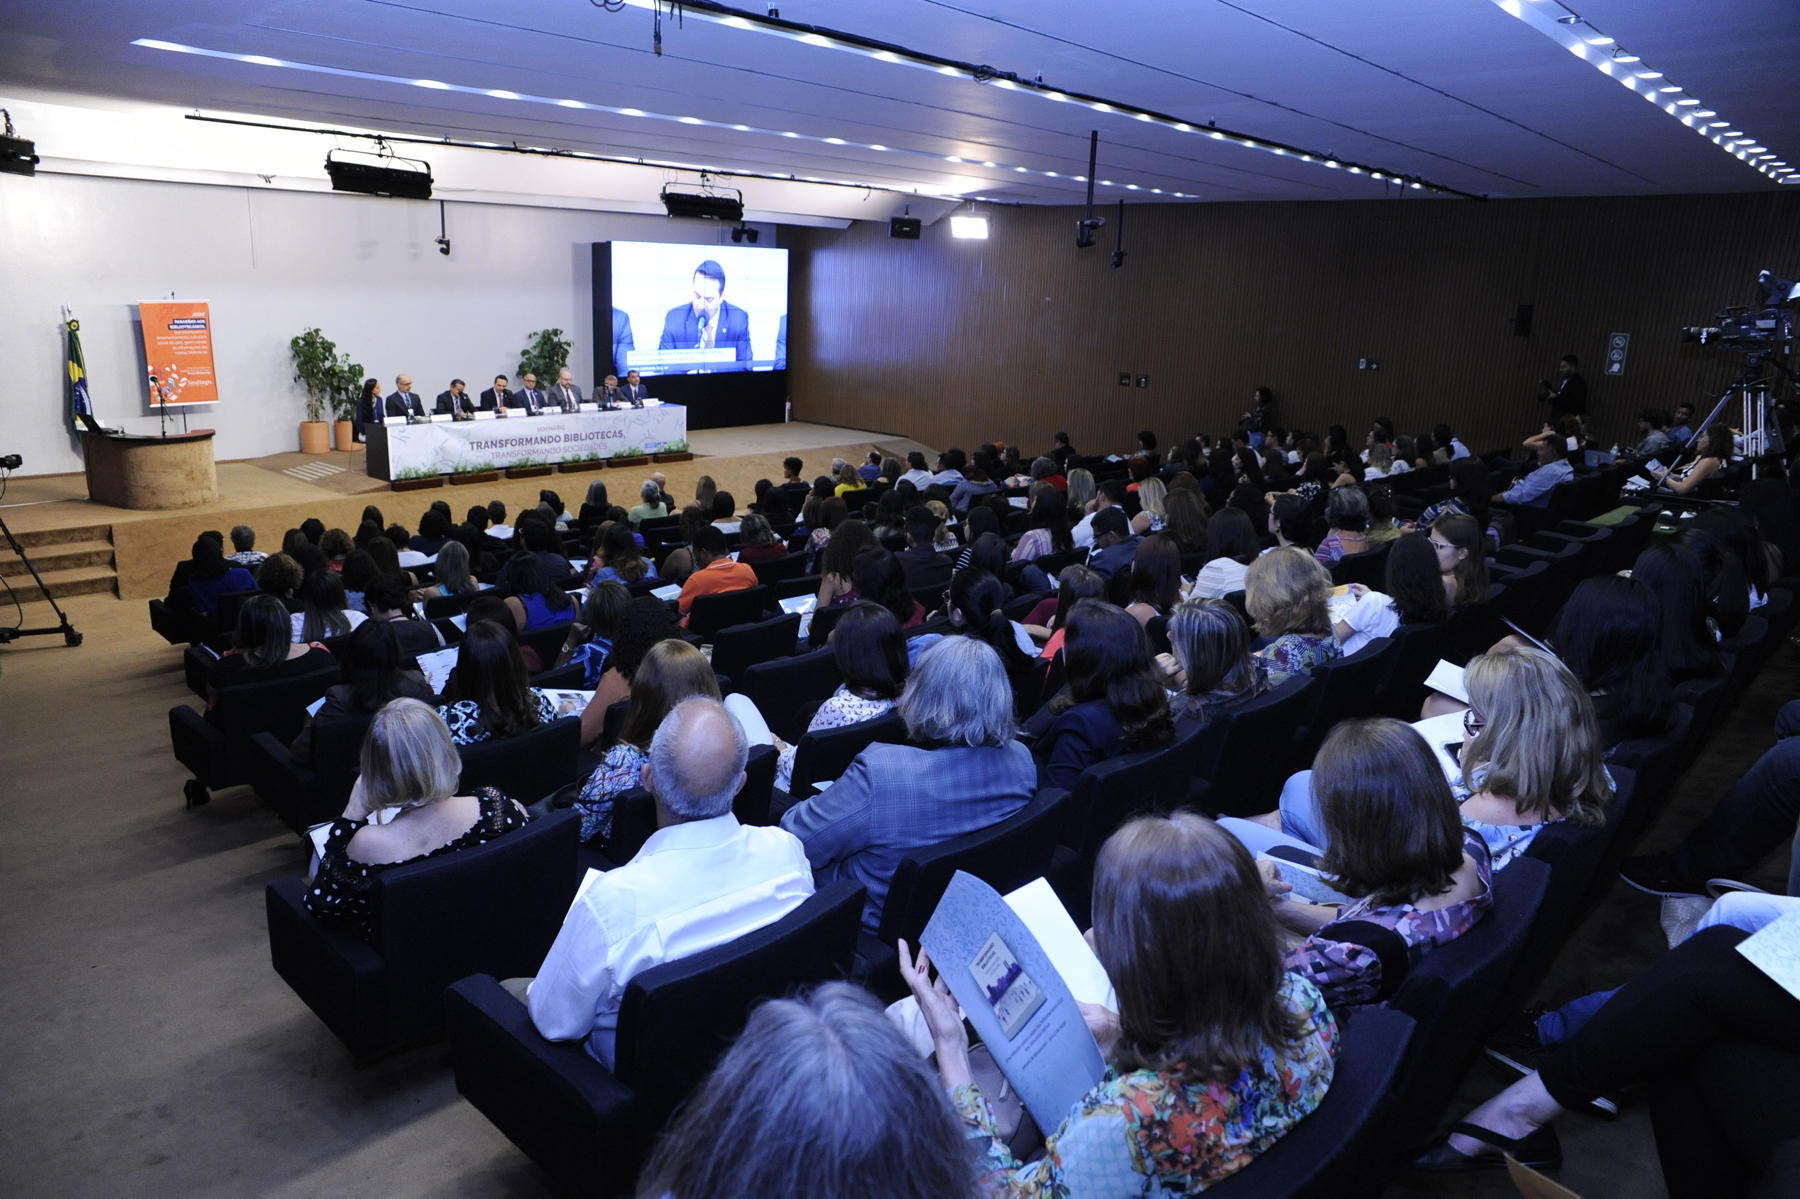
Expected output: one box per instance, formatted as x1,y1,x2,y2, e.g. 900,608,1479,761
333,420,355,450
449,470,501,486
391,474,445,491
506,464,554,479
652,451,694,463
298,421,331,454
608,455,651,469
557,459,605,474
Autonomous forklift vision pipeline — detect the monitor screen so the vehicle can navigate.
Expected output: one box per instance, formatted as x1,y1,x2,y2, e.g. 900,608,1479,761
601,241,788,378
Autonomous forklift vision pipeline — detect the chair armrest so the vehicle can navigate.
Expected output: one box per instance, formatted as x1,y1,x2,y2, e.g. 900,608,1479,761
445,974,643,1191
248,731,320,831
169,705,226,787
265,877,390,1057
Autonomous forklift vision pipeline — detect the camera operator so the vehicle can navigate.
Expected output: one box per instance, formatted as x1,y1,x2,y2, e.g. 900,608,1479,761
1536,354,1588,419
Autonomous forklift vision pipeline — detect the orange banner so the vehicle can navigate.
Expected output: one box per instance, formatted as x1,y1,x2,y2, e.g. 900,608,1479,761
139,301,219,405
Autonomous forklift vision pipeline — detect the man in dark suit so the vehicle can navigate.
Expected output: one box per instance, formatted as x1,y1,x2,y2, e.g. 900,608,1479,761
598,374,625,408
435,378,475,420
659,259,752,367
1538,353,1588,419
383,374,427,420
549,369,583,410
507,372,544,416
479,374,511,413
619,369,649,407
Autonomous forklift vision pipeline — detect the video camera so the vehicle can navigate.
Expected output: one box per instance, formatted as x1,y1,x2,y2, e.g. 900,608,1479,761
0,453,21,471
1680,270,1798,350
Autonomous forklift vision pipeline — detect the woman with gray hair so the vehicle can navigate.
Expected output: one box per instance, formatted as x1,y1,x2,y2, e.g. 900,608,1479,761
1314,484,1372,564
303,698,527,937
627,479,668,529
635,981,982,1199
780,635,1037,934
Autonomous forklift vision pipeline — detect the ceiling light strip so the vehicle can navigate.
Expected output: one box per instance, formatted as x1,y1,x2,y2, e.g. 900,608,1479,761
132,38,1198,198
589,0,1478,198
1488,3,1791,182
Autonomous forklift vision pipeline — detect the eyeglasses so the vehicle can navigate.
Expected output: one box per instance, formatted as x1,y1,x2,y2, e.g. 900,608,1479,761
1429,539,1456,552
1463,709,1485,737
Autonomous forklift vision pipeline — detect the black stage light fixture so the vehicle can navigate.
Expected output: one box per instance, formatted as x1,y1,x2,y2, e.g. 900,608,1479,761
325,150,433,199
661,184,744,221
0,110,36,177
730,223,760,243
889,216,922,240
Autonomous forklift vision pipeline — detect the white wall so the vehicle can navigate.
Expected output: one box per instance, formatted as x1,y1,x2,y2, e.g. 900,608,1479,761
0,172,768,476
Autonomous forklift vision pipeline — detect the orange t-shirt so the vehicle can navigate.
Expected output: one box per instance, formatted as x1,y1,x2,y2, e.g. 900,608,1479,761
676,557,760,624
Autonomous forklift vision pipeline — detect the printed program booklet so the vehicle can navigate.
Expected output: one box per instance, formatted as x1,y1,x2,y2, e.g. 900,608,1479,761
920,872,1108,1130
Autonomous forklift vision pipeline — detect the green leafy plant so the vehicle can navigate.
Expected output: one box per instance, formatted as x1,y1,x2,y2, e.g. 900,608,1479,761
288,327,363,424
395,465,439,480
508,456,550,468
453,460,499,475
659,438,690,454
613,445,644,459
518,328,572,385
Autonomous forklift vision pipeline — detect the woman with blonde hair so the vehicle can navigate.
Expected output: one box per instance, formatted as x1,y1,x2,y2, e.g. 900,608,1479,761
1130,476,1169,536
1246,547,1339,678
901,810,1338,1193
574,638,721,844
304,697,528,936
1263,646,1611,871
1065,467,1097,516
693,474,718,513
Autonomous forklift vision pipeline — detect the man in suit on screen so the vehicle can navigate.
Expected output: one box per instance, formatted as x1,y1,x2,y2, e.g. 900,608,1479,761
659,259,751,368
612,307,634,377
383,374,427,420
479,374,511,413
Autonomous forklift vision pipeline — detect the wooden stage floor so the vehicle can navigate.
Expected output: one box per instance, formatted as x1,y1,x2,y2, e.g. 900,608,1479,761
0,422,932,600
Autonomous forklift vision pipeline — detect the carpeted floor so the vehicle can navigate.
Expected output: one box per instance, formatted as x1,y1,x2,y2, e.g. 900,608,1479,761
1,584,1792,1197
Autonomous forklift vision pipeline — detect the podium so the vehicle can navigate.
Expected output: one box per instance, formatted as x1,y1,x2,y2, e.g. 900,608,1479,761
81,429,218,510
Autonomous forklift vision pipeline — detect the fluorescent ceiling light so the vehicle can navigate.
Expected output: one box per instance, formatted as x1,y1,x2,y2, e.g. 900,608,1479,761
949,214,989,239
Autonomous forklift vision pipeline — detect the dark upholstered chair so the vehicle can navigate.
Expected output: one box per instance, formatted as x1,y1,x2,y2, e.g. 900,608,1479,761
601,743,780,862
444,880,865,1195
249,715,373,833
149,597,208,645
1206,1008,1418,1199
786,709,909,797
685,585,770,639
1386,855,1550,1142
457,716,581,805
741,646,842,742
1188,673,1319,818
516,619,576,669
857,788,1070,1000
708,611,800,687
168,658,340,806
265,808,580,1059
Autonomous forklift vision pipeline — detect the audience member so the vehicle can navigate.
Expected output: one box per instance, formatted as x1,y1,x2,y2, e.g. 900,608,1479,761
586,522,656,586
1432,514,1491,607
774,602,907,792
256,551,303,602
360,575,445,658
289,619,434,764
525,698,814,1064
1011,488,1073,563
226,525,266,568
675,526,758,626
734,513,788,564
291,568,367,643
901,810,1338,1192
1124,533,1183,627
1159,598,1272,727
186,536,258,620
628,480,668,529
1314,485,1372,564
816,518,881,609
552,580,629,689
1084,507,1141,581
206,595,334,722
780,636,1036,933
1030,599,1173,789
1190,507,1259,598
1332,533,1450,655
895,506,956,591
1023,563,1107,660
499,553,577,633
575,639,720,844
1632,543,1724,683
1246,548,1340,678
1546,574,1675,747
304,698,527,937
435,619,557,746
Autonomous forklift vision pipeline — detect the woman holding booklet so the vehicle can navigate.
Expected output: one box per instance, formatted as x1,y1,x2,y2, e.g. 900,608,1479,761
900,811,1339,1194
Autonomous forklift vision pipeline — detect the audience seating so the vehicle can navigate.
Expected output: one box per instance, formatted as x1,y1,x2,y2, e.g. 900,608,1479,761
1377,622,1453,720
529,660,587,690
685,585,770,639
786,709,909,798
516,620,575,669
1386,855,1551,1143
443,879,865,1194
749,553,808,587
858,789,1071,999
1329,542,1390,589
741,646,841,742
422,591,478,620
168,658,341,807
248,715,373,833
1291,639,1396,764
708,612,800,688
148,597,208,646
1205,1007,1418,1199
457,716,582,806
601,743,780,862
265,808,580,1058
1188,674,1319,818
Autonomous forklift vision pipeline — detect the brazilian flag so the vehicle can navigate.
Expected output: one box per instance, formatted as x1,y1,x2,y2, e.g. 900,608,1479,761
66,316,93,427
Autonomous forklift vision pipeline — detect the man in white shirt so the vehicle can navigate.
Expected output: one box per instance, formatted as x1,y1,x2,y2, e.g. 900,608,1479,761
898,451,935,490
521,698,815,1066
930,448,967,487
486,500,514,541
1071,479,1127,549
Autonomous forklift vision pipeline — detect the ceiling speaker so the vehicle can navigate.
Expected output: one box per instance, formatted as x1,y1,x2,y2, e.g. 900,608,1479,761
889,216,922,240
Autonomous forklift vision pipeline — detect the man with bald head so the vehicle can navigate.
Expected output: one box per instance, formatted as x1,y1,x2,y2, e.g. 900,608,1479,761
520,698,815,1065
382,374,426,420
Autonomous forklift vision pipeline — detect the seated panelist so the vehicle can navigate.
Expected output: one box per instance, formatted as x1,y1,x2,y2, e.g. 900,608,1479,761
382,374,427,421
505,372,544,417
598,374,624,408
478,374,511,414
435,378,476,420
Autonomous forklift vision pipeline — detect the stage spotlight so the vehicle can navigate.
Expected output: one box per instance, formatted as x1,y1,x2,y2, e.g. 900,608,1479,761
325,149,432,199
662,182,744,221
950,204,989,239
730,224,760,243
0,109,37,177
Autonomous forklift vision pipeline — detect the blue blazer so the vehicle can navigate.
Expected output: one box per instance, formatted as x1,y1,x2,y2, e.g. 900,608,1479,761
659,300,752,362
779,739,1037,933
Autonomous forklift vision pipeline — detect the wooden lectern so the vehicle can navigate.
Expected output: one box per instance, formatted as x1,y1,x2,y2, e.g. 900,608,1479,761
81,429,218,509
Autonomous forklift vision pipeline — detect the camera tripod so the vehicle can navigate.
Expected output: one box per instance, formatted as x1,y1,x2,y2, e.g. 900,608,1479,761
0,509,83,647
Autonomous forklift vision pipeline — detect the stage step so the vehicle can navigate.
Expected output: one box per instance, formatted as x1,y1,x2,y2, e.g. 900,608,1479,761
0,526,118,598
0,563,118,599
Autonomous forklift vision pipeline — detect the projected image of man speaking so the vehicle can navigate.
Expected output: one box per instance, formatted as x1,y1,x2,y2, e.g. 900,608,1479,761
659,259,752,368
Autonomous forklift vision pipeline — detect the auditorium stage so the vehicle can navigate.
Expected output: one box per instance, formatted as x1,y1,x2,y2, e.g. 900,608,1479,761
0,422,931,602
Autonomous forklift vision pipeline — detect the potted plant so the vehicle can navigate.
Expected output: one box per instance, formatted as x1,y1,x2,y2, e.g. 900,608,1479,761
609,444,651,468
505,456,554,480
652,438,693,464
449,460,501,486
391,466,445,492
289,328,362,455
332,396,357,452
557,451,606,474
518,328,573,390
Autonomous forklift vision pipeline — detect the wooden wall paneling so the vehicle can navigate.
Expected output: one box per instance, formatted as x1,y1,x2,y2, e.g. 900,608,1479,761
785,192,1800,459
